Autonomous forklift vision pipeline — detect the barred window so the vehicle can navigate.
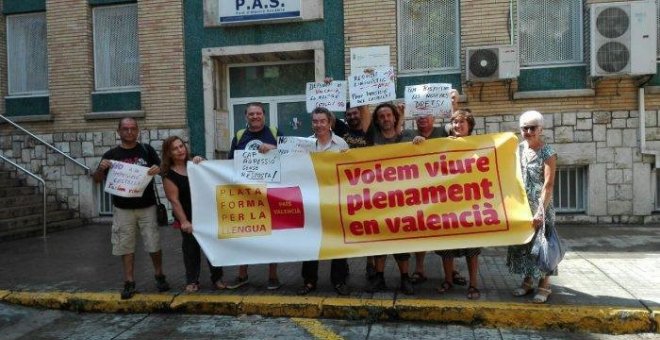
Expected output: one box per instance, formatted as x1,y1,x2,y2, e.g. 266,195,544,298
655,170,660,211
553,166,587,213
93,4,139,91
397,0,460,74
518,0,583,67
6,12,48,96
97,181,113,215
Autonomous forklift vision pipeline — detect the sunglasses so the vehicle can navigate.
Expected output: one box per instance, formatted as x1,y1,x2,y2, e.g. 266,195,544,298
520,125,538,132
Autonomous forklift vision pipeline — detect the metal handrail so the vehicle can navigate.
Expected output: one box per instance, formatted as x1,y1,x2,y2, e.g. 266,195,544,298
0,115,90,174
0,153,47,238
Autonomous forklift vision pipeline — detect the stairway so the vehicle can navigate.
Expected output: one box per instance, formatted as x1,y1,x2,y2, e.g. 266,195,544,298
0,170,84,241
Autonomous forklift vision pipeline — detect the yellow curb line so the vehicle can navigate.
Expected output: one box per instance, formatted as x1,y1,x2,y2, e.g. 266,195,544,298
395,299,653,335
651,309,660,333
291,318,344,340
1,291,655,334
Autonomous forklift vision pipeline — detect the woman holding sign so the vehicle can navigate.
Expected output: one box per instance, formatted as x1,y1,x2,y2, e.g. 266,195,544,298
161,136,226,292
507,110,558,304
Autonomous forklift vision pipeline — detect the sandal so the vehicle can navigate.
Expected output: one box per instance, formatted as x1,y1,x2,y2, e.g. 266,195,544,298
466,286,481,300
436,281,453,294
184,283,199,293
532,287,552,303
410,272,428,284
296,283,316,296
512,281,534,297
452,270,467,286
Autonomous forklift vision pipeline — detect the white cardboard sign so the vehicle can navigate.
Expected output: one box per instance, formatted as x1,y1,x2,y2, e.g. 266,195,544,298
104,161,153,198
348,67,396,106
404,83,453,117
305,81,347,113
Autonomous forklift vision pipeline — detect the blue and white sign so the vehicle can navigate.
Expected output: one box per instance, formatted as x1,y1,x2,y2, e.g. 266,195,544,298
220,0,302,24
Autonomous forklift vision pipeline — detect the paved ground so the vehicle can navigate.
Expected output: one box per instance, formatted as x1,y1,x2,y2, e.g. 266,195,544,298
2,302,659,339
0,223,658,335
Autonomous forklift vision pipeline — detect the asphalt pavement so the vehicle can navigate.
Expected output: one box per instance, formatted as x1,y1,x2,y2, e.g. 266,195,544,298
0,223,658,335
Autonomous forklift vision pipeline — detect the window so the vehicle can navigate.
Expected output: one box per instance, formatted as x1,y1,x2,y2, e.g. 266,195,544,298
655,170,660,211
6,12,48,96
397,0,460,74
93,4,139,91
553,166,587,213
98,181,112,216
518,0,583,67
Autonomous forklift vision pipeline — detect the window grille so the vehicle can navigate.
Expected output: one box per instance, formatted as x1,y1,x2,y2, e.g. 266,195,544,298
93,4,139,91
397,0,460,74
655,170,660,211
553,166,587,213
6,13,48,96
98,181,113,216
518,0,583,66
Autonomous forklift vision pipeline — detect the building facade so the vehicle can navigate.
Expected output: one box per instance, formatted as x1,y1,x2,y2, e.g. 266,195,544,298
342,0,660,224
0,0,187,219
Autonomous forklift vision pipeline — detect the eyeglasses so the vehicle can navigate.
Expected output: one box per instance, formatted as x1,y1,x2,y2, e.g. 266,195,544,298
520,125,538,132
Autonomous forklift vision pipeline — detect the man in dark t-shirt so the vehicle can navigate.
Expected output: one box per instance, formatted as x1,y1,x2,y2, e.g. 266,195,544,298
226,102,283,291
93,117,170,300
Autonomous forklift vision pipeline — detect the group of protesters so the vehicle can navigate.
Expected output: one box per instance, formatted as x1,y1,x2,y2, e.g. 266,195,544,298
93,85,557,304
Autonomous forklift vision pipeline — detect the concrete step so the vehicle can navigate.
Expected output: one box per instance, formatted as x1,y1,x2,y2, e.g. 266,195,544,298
0,204,60,219
0,171,10,179
0,217,84,241
0,210,75,230
0,186,37,196
0,193,46,207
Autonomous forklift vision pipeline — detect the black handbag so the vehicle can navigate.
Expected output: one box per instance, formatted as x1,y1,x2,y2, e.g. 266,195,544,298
154,183,168,226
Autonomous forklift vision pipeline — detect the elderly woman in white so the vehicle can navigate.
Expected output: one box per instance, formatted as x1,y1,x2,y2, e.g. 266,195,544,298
507,110,558,304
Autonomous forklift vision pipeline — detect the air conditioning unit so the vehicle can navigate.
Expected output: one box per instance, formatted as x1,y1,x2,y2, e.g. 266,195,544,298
465,45,519,82
590,0,657,77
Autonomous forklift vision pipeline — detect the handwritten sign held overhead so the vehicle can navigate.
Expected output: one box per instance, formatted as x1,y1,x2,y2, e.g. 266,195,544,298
305,81,347,113
278,136,316,155
104,161,153,198
348,67,396,106
405,83,453,118
233,150,281,183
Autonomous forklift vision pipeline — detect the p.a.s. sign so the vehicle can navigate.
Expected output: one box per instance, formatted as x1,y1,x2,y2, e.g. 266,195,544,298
219,0,302,25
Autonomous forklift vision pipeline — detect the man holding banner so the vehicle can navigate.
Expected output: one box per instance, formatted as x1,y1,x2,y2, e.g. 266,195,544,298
298,107,351,296
226,102,283,290
92,117,170,300
367,102,416,295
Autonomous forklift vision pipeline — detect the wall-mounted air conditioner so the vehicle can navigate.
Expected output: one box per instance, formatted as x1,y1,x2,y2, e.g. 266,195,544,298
590,0,657,77
465,45,519,82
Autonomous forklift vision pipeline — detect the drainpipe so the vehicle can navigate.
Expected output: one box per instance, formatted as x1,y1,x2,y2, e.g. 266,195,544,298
639,87,660,168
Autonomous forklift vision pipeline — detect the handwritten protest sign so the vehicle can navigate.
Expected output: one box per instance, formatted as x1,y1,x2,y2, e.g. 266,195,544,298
233,150,281,183
104,161,153,198
306,81,347,113
405,83,453,117
278,136,316,155
350,46,390,75
348,67,396,106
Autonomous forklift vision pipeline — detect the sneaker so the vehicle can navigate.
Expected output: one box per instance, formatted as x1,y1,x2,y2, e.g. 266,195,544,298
155,274,170,292
400,277,415,295
297,283,316,296
121,281,136,300
227,276,249,290
365,262,377,280
366,275,386,293
266,278,282,290
333,283,350,296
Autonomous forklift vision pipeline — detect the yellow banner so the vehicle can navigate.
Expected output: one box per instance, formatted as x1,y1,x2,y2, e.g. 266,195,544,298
311,132,533,260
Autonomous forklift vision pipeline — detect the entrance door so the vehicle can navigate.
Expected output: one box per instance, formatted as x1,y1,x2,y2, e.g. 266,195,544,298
227,61,315,142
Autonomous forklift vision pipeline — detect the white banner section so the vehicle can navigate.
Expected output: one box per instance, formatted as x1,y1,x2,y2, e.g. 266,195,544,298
189,156,322,266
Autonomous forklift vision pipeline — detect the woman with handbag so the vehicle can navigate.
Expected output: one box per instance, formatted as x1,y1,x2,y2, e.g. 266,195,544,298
507,110,558,304
161,136,225,292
